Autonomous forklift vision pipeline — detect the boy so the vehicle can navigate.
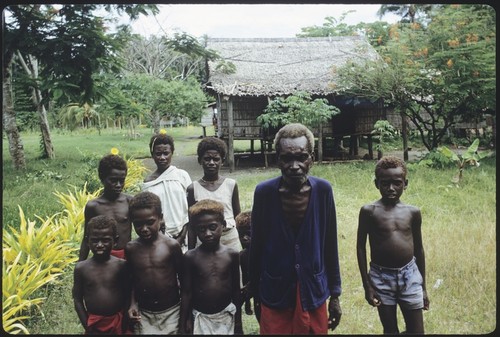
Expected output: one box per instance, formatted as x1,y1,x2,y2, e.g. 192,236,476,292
187,136,242,252
73,215,131,334
79,153,133,261
180,199,243,335
142,130,191,248
235,211,254,316
357,156,429,334
125,191,183,334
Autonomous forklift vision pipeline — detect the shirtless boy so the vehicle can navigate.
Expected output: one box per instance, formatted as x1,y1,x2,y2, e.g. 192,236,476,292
357,156,429,334
235,211,254,316
125,191,183,334
73,215,131,334
180,199,243,334
79,153,133,261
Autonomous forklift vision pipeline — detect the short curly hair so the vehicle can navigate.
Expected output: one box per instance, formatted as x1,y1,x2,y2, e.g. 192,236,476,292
188,199,225,226
149,133,175,154
235,211,251,232
87,215,118,238
274,123,315,155
129,191,162,217
197,137,227,159
375,156,407,179
98,154,127,181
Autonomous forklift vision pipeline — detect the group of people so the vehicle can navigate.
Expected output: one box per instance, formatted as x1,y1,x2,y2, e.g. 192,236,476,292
73,123,429,335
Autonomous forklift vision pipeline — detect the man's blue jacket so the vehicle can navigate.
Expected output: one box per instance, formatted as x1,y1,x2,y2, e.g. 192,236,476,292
249,176,342,311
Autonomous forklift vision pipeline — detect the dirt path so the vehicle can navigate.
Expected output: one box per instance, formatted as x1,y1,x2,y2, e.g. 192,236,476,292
142,147,430,182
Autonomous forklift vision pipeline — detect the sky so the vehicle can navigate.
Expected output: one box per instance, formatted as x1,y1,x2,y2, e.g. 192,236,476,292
124,4,400,39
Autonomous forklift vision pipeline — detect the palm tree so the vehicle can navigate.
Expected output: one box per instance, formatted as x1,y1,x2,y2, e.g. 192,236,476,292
58,103,99,131
377,4,436,23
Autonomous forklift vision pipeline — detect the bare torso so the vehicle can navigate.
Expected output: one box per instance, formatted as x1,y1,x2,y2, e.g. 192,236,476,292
86,194,132,250
279,181,311,232
186,245,238,314
125,235,181,311
74,256,129,315
364,200,419,267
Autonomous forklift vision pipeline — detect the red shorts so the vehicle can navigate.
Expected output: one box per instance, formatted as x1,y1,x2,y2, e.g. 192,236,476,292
111,249,125,260
259,284,328,334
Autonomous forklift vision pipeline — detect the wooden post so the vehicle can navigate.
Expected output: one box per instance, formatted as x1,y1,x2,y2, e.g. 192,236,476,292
227,98,235,172
367,134,374,159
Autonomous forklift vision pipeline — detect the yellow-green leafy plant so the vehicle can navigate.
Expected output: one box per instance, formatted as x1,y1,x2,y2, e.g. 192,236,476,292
124,157,149,193
52,183,101,245
2,208,78,334
3,207,78,271
2,252,61,334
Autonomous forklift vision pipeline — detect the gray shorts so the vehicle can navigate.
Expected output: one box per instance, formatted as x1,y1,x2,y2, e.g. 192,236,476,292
369,257,424,310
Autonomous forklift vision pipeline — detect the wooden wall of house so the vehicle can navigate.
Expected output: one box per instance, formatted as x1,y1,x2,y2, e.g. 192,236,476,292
218,96,268,140
217,95,389,140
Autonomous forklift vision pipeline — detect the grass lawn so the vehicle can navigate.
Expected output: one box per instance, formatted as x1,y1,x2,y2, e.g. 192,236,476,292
3,126,496,334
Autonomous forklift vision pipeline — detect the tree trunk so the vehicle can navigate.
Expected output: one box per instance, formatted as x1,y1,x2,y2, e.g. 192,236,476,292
17,52,54,159
401,111,409,161
2,52,26,169
317,124,323,162
152,109,161,134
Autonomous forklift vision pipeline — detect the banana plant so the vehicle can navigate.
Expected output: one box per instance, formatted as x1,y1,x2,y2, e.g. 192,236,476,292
438,138,492,183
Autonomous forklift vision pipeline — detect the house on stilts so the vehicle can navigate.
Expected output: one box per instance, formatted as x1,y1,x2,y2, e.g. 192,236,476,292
204,36,398,171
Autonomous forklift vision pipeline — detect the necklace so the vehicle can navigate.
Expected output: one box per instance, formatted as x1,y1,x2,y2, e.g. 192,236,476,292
201,177,220,184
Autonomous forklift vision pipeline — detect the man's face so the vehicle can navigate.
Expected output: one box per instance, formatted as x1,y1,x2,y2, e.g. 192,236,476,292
277,136,313,189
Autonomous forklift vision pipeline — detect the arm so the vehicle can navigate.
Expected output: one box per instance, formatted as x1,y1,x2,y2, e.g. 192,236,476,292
78,203,95,261
324,192,342,331
248,189,264,311
125,244,141,324
179,252,193,334
231,250,243,334
72,264,88,331
356,205,381,307
186,183,196,249
231,182,241,219
411,207,429,310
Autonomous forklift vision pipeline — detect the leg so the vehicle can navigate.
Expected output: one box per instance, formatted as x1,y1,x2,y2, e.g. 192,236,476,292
401,307,424,334
245,298,253,315
377,304,399,334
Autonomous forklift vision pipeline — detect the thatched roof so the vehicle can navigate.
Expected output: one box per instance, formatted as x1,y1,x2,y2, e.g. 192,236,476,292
205,36,380,97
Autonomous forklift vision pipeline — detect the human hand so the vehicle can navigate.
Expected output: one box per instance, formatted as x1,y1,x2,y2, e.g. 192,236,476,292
128,305,141,323
328,297,342,331
365,286,381,307
423,290,430,310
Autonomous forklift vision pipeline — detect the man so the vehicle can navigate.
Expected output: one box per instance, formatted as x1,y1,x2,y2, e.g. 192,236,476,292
249,123,342,334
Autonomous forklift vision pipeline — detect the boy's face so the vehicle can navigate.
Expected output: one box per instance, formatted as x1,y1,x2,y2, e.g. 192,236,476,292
193,213,225,247
102,168,126,197
278,136,313,189
131,207,161,242
199,149,223,175
238,226,251,249
88,227,115,259
375,167,408,202
152,144,173,171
